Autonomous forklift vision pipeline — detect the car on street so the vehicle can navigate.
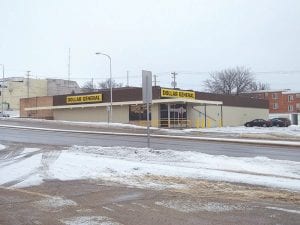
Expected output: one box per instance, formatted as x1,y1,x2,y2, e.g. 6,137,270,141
270,118,291,127
244,119,272,127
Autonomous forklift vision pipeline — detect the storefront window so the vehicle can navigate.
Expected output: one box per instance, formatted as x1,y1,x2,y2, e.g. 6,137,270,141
129,104,151,121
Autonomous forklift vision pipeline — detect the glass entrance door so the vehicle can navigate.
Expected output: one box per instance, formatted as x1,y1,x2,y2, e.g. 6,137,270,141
160,103,187,128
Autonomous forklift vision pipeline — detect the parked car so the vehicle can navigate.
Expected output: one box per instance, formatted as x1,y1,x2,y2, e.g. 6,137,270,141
270,118,291,127
244,119,272,127
0,112,10,117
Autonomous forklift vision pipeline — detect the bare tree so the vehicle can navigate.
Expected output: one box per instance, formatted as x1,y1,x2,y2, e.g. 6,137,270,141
204,67,255,95
81,80,95,92
98,78,123,89
250,81,270,91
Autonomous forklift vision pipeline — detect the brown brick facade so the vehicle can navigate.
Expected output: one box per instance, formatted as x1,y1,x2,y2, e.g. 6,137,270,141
243,91,300,113
20,96,54,119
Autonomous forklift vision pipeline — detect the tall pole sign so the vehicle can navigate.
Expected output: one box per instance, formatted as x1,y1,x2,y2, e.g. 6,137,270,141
142,70,152,148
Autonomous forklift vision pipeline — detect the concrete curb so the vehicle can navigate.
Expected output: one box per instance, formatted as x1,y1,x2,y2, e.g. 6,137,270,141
1,124,300,147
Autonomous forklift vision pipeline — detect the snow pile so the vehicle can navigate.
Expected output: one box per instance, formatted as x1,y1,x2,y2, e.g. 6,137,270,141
5,110,20,118
6,117,157,130
0,145,299,191
184,125,300,137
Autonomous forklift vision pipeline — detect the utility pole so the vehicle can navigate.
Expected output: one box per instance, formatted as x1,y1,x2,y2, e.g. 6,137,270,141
153,74,159,86
0,64,4,116
171,72,177,89
126,70,129,87
68,48,71,88
27,71,30,98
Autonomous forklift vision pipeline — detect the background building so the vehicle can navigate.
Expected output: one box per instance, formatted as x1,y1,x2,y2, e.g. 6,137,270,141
20,86,269,128
243,90,300,125
1,77,81,111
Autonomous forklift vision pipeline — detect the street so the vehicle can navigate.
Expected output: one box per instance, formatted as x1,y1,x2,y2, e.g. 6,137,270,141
0,126,299,161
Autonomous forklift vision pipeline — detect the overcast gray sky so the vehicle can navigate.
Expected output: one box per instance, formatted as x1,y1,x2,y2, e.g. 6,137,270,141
0,0,299,91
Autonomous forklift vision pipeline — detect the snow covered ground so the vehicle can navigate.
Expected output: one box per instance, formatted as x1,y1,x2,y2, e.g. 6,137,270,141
3,110,19,118
161,125,300,140
0,144,299,191
184,125,300,137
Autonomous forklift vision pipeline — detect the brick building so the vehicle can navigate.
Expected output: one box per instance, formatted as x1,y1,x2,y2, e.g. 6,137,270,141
243,90,300,124
0,77,81,111
20,86,269,128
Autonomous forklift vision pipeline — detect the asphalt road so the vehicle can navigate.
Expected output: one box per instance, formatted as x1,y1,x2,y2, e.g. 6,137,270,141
0,126,299,161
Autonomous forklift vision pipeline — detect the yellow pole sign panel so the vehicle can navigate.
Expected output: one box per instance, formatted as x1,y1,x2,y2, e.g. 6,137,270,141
161,88,195,99
66,94,102,104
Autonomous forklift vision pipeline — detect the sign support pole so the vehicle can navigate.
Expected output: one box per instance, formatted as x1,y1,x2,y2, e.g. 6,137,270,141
142,70,152,148
146,100,150,148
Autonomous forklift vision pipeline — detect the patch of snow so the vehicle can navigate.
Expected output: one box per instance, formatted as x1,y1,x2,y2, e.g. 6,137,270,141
155,200,244,212
22,148,40,154
34,196,77,211
266,206,300,214
14,173,44,188
62,216,122,225
102,206,114,212
5,110,19,118
0,153,43,186
0,144,6,151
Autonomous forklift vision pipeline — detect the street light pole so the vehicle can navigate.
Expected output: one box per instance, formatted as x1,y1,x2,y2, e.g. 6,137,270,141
0,64,4,116
95,52,113,123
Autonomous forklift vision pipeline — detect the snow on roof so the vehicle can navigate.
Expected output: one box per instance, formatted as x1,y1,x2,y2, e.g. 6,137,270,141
243,89,290,94
282,91,300,95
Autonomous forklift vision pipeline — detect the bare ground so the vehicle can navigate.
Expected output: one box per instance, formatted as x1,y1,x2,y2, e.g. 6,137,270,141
0,177,299,225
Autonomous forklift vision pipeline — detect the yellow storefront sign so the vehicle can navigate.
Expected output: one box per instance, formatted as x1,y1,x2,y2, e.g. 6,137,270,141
66,94,102,104
161,88,195,99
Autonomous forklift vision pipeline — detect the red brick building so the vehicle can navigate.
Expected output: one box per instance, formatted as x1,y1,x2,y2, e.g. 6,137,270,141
243,90,300,124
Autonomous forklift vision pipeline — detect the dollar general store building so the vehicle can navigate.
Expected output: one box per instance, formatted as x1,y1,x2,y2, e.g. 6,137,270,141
20,86,269,128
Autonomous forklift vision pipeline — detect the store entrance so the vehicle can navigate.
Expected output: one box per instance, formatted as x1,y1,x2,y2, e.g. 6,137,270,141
160,103,187,128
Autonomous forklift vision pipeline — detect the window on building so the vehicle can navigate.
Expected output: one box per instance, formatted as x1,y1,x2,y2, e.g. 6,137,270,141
264,93,268,98
272,93,278,99
288,95,294,102
129,104,151,121
296,103,300,110
296,93,300,98
273,103,279,110
288,105,294,112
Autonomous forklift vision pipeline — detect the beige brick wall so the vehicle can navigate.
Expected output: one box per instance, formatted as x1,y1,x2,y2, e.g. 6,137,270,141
189,105,268,128
53,105,129,123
